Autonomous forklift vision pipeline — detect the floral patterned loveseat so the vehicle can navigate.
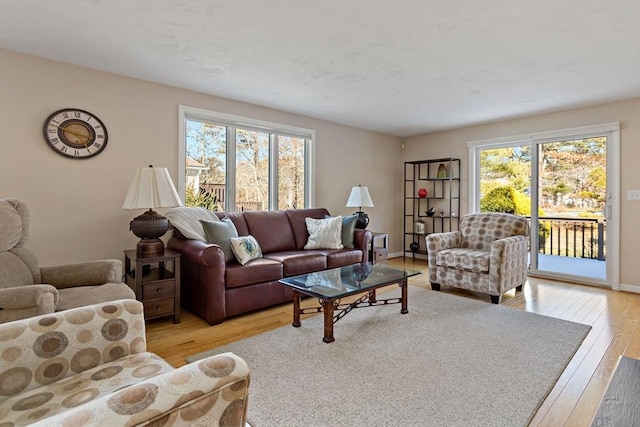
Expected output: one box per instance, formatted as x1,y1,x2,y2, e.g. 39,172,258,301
0,299,250,426
426,212,529,304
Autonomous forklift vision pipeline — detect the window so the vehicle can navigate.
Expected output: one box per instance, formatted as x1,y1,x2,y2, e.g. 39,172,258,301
178,106,314,212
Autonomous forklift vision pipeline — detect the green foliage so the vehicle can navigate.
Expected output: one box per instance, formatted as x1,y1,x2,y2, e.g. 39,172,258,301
185,188,220,211
480,186,530,215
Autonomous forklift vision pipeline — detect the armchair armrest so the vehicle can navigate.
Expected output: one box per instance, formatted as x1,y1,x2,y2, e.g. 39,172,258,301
426,231,462,282
40,259,122,289
31,352,250,427
0,299,146,397
489,235,529,293
0,284,58,323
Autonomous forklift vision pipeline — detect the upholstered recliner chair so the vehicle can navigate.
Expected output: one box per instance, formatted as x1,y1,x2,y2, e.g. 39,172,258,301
426,212,529,304
0,198,135,323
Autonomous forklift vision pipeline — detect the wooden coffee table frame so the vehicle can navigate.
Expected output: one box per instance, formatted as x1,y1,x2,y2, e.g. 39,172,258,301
290,277,409,343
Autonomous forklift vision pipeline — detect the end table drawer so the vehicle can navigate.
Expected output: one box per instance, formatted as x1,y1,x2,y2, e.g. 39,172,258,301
143,298,174,318
373,248,388,263
143,280,175,299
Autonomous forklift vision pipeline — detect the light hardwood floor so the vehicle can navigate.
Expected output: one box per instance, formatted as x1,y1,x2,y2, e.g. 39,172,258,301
145,257,640,427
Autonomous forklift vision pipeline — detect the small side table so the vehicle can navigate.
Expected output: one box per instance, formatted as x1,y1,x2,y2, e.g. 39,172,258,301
124,249,181,323
369,232,388,264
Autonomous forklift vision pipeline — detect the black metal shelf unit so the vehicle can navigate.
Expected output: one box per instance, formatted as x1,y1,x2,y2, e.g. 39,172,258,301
404,158,461,258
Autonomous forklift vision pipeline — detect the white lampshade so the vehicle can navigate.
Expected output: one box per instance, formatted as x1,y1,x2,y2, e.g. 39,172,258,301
123,166,183,210
346,185,374,208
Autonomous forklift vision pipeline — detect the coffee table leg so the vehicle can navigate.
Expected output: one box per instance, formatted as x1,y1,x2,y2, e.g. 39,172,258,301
321,299,335,343
400,279,408,314
292,290,301,327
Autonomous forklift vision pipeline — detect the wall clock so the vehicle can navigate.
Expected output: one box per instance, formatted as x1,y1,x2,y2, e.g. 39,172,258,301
42,108,108,159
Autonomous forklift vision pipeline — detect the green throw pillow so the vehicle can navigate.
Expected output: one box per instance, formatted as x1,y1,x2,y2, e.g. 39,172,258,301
325,214,358,249
200,218,238,262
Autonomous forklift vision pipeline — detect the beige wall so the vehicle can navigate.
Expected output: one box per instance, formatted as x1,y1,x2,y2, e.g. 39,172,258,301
0,49,400,266
2,49,637,288
402,98,640,287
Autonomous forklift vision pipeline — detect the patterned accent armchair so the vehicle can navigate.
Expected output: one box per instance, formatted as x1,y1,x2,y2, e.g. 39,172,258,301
0,198,135,323
426,213,529,304
0,299,250,426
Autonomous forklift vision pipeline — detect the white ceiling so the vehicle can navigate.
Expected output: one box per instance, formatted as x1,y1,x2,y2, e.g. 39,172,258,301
1,1,639,137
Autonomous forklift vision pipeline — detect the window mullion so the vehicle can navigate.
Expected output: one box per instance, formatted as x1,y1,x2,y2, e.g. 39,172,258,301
269,133,278,210
226,126,236,211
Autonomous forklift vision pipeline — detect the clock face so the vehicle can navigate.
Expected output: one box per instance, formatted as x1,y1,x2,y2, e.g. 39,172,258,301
43,108,108,159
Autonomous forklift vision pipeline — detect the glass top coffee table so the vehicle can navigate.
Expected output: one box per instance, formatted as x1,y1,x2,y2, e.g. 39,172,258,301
279,263,420,343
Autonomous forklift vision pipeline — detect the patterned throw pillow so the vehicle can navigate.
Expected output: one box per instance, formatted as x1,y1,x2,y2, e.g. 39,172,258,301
325,213,358,249
230,235,263,265
304,216,344,250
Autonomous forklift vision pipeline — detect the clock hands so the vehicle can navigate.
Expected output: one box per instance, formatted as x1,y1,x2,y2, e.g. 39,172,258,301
49,123,90,147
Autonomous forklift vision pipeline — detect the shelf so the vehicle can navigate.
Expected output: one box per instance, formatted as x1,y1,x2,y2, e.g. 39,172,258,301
404,158,460,260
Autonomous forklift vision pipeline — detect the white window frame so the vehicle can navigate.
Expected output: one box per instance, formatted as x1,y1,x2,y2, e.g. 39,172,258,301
178,105,316,211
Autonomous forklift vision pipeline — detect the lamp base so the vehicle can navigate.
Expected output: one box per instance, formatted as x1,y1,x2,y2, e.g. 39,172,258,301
354,211,369,229
137,238,165,257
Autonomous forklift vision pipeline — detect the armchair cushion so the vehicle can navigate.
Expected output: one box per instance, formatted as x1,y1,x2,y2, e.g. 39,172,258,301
436,248,490,273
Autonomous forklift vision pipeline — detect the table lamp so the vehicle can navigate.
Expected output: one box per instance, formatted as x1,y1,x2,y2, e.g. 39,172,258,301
346,185,374,229
123,165,183,256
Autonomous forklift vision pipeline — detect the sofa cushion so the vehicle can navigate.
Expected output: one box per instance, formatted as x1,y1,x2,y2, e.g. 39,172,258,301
217,211,250,236
436,248,490,273
0,352,173,424
244,211,297,253
230,235,263,265
285,208,331,249
225,258,283,289
304,216,344,250
201,218,238,262
325,249,364,268
264,251,327,277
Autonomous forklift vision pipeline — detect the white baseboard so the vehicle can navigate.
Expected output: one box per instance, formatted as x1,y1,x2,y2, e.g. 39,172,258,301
619,283,640,294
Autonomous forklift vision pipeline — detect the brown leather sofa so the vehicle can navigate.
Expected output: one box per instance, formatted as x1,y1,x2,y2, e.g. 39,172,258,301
167,208,372,325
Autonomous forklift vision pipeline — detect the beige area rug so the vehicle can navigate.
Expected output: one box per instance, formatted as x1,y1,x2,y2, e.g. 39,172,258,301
187,286,591,427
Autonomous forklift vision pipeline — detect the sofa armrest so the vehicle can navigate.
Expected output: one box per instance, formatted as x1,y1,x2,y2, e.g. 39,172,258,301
426,231,462,282
40,259,122,289
0,299,146,398
167,237,228,325
354,229,373,263
30,352,250,427
489,235,529,293
0,284,58,323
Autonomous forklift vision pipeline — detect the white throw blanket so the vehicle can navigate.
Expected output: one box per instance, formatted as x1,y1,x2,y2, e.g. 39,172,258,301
165,207,219,240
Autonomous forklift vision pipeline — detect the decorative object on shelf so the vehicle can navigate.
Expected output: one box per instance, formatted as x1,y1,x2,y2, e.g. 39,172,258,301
346,185,374,229
426,207,436,217
42,108,108,159
414,220,425,234
437,163,448,178
418,188,428,198
440,211,445,217
409,241,419,252
123,165,183,256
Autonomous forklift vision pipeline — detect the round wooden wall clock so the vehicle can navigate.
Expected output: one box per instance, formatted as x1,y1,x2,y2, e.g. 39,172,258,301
42,108,108,159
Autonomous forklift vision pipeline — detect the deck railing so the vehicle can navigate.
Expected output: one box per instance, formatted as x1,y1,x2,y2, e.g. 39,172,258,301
527,216,606,261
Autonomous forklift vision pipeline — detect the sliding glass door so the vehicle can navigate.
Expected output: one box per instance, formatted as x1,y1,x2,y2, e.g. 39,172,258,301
470,123,619,288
